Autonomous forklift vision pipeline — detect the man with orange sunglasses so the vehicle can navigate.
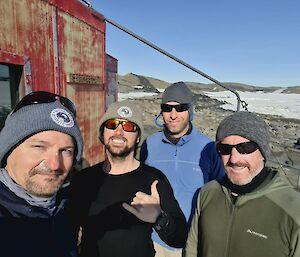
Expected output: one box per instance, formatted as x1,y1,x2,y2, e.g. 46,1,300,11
67,100,187,257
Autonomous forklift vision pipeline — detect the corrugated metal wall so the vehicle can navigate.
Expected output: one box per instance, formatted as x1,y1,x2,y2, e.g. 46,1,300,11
0,0,108,165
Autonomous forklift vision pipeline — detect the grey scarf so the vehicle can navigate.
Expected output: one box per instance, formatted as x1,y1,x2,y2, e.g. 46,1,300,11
0,168,56,210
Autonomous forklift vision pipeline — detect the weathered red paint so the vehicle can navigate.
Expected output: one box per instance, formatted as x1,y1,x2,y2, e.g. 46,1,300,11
0,0,115,165
0,51,27,65
49,0,105,32
106,54,118,106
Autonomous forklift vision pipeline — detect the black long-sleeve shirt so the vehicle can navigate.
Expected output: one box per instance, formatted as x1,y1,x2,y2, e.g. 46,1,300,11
67,162,187,257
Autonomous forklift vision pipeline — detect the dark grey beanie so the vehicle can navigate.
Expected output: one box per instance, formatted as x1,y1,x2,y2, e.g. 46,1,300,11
0,100,83,167
216,111,270,160
99,100,144,146
161,82,194,120
162,82,193,104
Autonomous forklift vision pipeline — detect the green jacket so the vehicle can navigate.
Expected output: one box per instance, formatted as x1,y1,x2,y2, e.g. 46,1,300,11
184,171,300,257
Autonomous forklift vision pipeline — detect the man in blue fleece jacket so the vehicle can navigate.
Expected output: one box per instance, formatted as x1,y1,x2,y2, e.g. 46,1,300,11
140,82,224,257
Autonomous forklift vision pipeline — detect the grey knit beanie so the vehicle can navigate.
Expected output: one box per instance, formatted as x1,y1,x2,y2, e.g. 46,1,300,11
0,100,83,167
161,82,194,120
99,100,144,146
216,111,270,160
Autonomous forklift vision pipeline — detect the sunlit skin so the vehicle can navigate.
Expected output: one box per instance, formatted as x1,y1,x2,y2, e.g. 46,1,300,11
5,131,75,197
103,120,140,160
220,135,265,186
162,101,190,138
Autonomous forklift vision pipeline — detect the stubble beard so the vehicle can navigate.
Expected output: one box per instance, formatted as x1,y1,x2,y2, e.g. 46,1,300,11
25,166,66,197
106,142,136,160
165,120,190,138
226,160,264,186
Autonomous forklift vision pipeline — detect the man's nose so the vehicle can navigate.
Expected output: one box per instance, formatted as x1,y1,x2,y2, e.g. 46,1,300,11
43,152,61,171
169,108,178,119
228,147,241,163
114,124,125,135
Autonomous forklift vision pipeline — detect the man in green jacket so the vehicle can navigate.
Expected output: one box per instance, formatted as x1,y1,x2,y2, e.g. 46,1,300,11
184,111,300,257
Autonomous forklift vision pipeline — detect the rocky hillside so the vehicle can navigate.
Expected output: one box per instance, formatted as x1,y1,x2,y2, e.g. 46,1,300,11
118,73,300,189
118,73,300,93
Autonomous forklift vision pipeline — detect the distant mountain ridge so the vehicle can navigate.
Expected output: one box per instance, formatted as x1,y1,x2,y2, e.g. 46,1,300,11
118,73,300,94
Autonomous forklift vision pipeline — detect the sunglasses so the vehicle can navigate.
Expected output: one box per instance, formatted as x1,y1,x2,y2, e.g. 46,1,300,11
12,91,77,117
161,103,190,112
217,141,259,155
104,119,138,132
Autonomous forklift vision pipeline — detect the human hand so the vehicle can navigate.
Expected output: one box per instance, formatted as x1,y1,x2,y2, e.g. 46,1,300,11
122,180,162,223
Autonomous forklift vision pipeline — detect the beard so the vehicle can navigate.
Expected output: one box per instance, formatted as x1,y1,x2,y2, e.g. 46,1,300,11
225,161,263,186
164,120,190,139
25,164,66,197
105,136,137,159
166,123,187,134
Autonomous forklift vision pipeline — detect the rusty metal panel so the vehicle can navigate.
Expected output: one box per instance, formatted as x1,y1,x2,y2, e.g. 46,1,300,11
0,0,108,165
57,12,104,81
0,0,56,92
106,54,118,107
67,85,106,165
56,3,106,164
49,0,105,32
106,54,118,73
0,51,27,65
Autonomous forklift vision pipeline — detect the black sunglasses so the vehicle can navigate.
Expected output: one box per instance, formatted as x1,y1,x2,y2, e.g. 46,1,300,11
217,141,259,155
12,91,77,117
161,103,190,113
104,119,138,132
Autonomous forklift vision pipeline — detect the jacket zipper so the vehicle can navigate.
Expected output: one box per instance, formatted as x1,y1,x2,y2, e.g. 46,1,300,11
225,196,238,257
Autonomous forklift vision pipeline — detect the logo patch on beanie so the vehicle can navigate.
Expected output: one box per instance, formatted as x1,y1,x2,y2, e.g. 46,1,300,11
50,108,74,128
117,106,133,118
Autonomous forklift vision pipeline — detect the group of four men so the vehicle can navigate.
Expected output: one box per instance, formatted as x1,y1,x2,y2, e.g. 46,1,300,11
0,83,299,257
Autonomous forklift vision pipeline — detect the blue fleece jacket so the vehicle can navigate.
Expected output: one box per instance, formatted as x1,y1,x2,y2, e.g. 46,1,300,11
140,124,224,250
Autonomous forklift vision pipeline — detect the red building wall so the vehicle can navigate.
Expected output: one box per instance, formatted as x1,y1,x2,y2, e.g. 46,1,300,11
0,0,109,165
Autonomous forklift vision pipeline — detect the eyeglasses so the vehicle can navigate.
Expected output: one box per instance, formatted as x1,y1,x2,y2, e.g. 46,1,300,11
12,91,77,117
104,119,138,132
217,141,259,155
161,103,190,112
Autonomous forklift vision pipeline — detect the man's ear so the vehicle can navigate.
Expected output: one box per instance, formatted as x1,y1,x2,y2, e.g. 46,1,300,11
136,136,140,144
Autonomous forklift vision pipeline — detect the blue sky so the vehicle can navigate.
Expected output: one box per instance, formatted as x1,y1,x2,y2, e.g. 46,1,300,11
93,0,300,87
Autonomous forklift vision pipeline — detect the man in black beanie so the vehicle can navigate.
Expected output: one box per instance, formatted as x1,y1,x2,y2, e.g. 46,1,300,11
185,111,300,257
140,82,224,257
0,91,83,257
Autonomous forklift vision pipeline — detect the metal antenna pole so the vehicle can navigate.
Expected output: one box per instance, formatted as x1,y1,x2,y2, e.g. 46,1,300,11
104,17,246,111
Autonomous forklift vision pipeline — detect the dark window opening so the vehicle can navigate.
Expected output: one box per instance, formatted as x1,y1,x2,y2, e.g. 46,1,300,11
0,63,23,130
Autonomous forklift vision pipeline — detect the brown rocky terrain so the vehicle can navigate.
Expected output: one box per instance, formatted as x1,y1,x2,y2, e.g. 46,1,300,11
118,73,300,189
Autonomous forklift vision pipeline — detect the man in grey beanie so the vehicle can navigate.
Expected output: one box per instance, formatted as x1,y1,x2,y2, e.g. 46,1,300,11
0,91,83,257
140,81,224,257
185,111,300,257
67,100,188,257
